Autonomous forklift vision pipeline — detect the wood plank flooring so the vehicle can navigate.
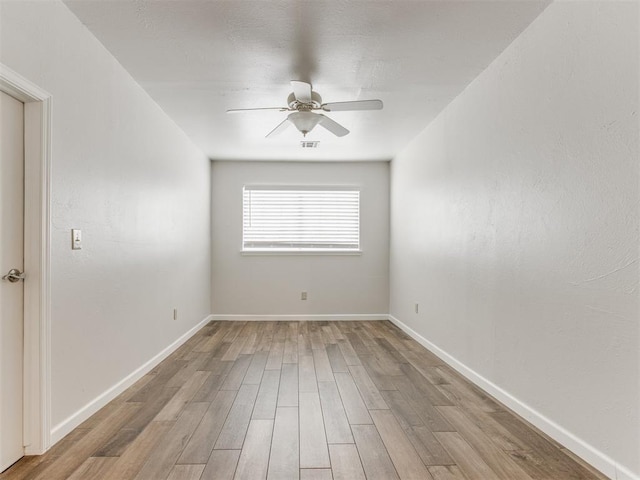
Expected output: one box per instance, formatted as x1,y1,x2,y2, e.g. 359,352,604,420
0,321,608,480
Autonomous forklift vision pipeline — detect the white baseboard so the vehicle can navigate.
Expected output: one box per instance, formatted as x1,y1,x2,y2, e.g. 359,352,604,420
45,312,638,480
50,314,213,445
387,315,638,480
209,313,389,322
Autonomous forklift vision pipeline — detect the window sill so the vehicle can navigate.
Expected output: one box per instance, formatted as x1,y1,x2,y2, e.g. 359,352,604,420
241,250,363,256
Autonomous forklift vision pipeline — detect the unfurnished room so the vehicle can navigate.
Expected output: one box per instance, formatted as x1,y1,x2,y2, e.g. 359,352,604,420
0,1,638,479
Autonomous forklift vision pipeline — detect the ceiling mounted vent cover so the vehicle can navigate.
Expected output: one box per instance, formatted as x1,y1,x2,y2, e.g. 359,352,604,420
301,141,320,148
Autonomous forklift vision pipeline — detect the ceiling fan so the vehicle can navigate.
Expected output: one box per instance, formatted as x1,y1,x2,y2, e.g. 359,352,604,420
227,80,383,138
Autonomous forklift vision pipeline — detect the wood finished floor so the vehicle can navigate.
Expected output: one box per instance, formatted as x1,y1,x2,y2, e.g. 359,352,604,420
1,321,607,480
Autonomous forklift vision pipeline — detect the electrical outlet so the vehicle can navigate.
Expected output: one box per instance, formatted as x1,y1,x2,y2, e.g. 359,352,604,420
301,291,307,301
414,303,419,314
173,308,178,321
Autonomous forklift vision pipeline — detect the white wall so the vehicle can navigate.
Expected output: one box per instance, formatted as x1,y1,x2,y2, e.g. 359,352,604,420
390,2,638,479
211,160,389,318
0,0,211,438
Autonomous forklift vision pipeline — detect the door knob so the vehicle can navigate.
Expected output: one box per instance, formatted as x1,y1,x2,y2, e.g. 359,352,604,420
2,268,25,283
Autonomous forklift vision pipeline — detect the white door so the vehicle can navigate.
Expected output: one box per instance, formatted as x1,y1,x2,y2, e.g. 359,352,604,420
0,90,25,472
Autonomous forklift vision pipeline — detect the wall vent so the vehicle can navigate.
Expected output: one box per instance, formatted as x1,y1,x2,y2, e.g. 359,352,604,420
300,141,319,148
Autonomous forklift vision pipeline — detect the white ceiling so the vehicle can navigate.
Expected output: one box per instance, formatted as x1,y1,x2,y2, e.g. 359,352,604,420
63,0,550,162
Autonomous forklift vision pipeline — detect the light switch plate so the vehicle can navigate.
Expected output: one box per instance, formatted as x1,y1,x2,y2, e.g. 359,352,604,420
72,229,82,250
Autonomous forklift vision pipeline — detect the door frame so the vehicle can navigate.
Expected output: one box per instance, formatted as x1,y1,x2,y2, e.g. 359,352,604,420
0,64,52,455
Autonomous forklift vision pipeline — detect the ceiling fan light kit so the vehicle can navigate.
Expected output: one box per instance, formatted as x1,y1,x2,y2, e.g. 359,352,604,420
289,111,322,137
227,80,383,138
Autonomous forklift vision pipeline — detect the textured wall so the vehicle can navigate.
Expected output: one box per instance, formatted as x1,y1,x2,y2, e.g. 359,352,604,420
389,2,638,477
0,1,211,432
211,160,389,317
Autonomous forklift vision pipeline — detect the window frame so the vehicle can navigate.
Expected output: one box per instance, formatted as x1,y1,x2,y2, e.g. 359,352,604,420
241,185,362,255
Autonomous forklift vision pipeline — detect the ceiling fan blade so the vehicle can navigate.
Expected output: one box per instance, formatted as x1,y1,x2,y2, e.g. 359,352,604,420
318,114,349,137
265,118,291,138
227,107,288,113
321,99,383,112
291,80,313,103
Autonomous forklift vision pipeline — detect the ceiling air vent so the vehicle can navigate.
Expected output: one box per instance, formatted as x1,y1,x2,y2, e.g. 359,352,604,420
300,141,319,149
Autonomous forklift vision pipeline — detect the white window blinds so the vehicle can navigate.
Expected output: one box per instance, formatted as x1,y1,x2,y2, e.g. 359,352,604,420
243,186,360,252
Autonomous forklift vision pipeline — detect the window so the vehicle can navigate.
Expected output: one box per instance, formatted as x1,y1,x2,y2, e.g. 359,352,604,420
242,186,360,253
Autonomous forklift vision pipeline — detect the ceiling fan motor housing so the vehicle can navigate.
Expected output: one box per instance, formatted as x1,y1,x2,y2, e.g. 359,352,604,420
287,91,322,110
